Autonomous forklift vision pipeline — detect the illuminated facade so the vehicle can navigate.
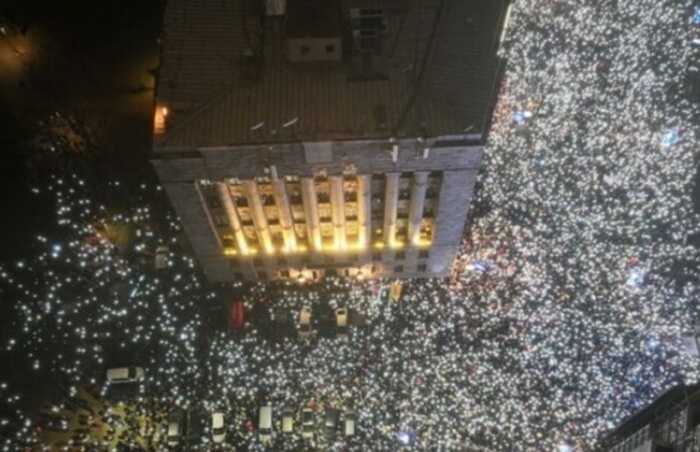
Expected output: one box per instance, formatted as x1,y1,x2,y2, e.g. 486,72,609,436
151,0,508,282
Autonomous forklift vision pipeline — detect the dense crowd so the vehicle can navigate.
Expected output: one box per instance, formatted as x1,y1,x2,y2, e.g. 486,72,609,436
1,0,700,450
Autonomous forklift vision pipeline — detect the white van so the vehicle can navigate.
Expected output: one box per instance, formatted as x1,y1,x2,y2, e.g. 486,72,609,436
259,405,272,443
106,367,145,384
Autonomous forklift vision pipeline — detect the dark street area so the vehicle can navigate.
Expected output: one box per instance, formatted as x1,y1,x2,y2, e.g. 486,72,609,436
0,0,163,261
0,1,165,433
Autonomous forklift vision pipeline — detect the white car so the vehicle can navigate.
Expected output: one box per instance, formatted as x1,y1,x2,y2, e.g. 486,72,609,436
281,409,294,433
336,307,348,335
298,306,313,337
212,412,225,443
344,411,356,436
106,367,145,384
167,413,182,446
259,405,272,444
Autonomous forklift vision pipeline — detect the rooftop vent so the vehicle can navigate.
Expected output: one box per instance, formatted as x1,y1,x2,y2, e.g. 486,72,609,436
350,8,387,55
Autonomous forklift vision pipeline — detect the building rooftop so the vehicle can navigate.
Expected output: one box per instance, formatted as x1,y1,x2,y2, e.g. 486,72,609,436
154,0,506,148
603,382,700,446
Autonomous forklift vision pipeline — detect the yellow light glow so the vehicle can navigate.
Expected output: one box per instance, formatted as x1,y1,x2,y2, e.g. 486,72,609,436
389,240,405,249
329,240,364,253
349,242,365,252
154,105,168,135
236,238,249,255
374,242,385,249
223,248,237,256
413,238,432,248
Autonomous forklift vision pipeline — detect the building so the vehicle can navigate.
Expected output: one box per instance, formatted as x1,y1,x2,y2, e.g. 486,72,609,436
601,383,700,452
151,0,508,282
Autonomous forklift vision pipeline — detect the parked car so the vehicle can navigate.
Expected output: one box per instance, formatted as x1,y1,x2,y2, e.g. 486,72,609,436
335,307,349,335
298,306,313,337
167,411,185,447
65,396,91,413
229,300,246,331
106,367,145,384
38,414,70,432
344,410,356,436
390,280,403,302
324,408,338,440
281,408,294,433
212,412,226,443
259,405,272,444
188,410,208,443
154,245,169,270
301,408,315,440
271,306,288,325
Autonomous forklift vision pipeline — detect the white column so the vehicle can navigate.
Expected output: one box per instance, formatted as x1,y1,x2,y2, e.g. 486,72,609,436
216,182,250,255
329,175,346,250
408,172,429,247
271,177,297,252
301,177,322,251
357,175,371,250
243,180,274,254
383,173,400,247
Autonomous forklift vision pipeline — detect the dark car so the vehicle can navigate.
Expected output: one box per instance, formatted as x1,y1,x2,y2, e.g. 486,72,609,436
188,410,208,442
301,408,315,440
271,306,288,325
324,408,338,440
66,396,92,413
229,300,246,331
38,414,70,432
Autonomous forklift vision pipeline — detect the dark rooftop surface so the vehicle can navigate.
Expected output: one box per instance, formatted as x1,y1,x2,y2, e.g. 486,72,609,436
604,383,700,447
155,0,505,148
285,0,342,38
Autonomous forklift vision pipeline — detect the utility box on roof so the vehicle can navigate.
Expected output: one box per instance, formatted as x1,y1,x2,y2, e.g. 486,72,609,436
286,0,342,62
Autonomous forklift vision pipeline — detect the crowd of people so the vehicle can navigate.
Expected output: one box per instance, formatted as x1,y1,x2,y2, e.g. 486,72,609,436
1,0,700,450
